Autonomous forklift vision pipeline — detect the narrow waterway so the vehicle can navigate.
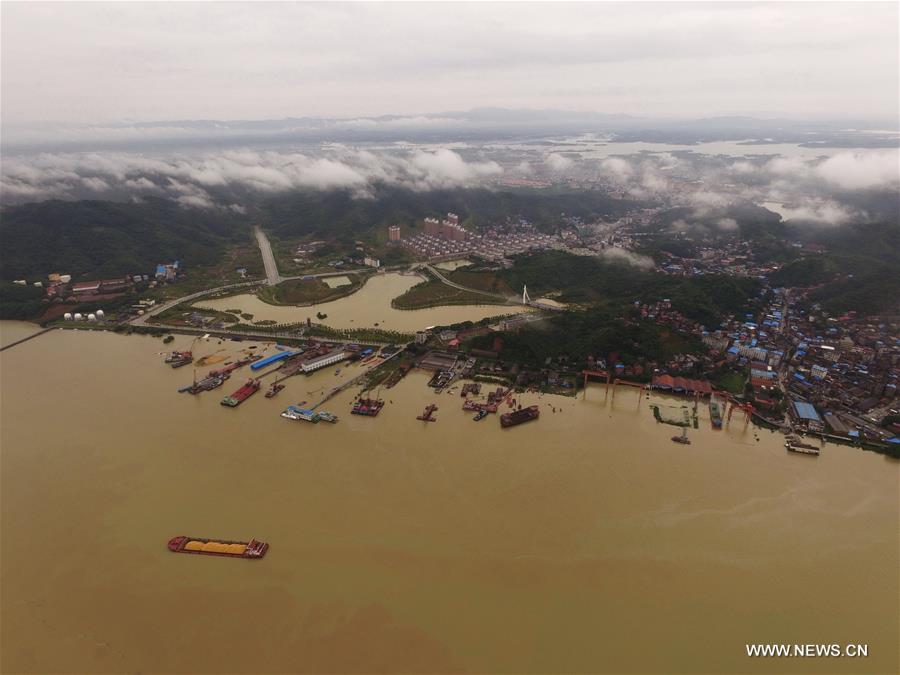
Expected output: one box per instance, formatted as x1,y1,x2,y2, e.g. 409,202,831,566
1,326,897,674
197,272,528,332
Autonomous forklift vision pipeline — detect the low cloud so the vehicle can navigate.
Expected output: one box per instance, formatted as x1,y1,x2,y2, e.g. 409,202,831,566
546,153,575,172
0,147,504,206
599,246,655,270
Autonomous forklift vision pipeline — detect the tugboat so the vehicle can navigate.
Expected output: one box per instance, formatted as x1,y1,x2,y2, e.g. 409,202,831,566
416,404,438,422
473,409,488,421
166,351,194,368
165,350,192,364
671,428,692,444
709,395,724,429
265,382,285,398
500,405,540,428
167,535,268,559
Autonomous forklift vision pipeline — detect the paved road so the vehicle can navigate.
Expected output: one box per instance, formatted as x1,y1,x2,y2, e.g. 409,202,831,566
255,225,282,285
130,279,265,325
424,263,564,311
423,264,513,302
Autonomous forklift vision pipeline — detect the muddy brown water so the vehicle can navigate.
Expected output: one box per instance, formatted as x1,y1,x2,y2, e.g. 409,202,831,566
1,326,897,673
197,272,529,331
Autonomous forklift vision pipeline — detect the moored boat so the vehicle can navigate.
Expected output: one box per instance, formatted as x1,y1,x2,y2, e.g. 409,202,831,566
167,535,268,559
671,428,691,444
785,438,820,455
281,406,319,422
221,379,260,407
352,398,384,416
500,404,540,428
316,411,339,423
265,382,285,398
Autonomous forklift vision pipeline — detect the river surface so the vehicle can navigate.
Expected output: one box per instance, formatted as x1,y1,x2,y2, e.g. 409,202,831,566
0,320,43,347
197,272,528,332
1,325,897,674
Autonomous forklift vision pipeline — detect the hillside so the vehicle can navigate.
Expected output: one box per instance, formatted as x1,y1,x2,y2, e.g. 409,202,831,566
0,197,248,280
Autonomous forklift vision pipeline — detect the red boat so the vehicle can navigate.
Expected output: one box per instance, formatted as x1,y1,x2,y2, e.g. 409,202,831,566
221,379,260,407
500,405,540,428
167,536,268,559
352,397,384,416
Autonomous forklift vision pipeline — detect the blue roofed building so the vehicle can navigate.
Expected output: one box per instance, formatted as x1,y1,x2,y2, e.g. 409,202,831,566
791,400,823,431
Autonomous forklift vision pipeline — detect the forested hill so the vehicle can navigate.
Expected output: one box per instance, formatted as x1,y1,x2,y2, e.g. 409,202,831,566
0,197,248,280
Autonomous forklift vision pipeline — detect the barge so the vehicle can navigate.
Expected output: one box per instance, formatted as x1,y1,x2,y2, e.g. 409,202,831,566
167,536,268,559
352,398,384,417
500,405,540,428
785,436,820,456
221,379,260,407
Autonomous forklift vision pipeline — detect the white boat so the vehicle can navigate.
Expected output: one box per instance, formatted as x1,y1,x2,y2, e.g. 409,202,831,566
281,405,319,422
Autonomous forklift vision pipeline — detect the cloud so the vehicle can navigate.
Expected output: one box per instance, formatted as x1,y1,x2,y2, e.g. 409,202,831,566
546,153,574,172
599,246,655,270
600,157,633,181
716,218,739,231
814,151,900,190
0,147,506,206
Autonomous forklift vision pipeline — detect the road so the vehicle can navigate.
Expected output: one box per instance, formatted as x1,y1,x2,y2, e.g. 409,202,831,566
424,263,564,311
423,264,513,302
130,279,265,325
255,225,281,285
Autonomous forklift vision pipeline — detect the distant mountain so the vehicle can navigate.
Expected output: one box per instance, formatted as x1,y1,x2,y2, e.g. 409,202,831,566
4,109,896,154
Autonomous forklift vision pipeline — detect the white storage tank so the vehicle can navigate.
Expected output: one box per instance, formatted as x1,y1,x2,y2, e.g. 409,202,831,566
87,313,97,321
74,313,84,321
59,274,72,283
95,309,105,319
63,313,73,321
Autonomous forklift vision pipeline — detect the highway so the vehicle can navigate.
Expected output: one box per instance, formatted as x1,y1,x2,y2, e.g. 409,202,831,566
255,225,282,285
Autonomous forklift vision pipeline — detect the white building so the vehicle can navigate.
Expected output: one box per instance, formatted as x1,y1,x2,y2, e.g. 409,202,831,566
301,350,349,374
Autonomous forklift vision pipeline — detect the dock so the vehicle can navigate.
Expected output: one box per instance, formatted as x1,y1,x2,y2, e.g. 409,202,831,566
0,327,56,352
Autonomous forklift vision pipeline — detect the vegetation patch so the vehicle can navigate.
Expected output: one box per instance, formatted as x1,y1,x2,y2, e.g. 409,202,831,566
392,279,510,310
258,273,365,306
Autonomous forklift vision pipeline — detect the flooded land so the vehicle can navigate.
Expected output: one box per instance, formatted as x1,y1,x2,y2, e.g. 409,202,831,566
2,325,897,674
197,272,528,332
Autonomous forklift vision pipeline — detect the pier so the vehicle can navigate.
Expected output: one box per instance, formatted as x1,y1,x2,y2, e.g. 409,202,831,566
0,327,56,353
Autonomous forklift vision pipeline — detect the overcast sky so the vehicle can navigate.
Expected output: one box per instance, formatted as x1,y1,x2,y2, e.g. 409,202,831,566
2,2,898,125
